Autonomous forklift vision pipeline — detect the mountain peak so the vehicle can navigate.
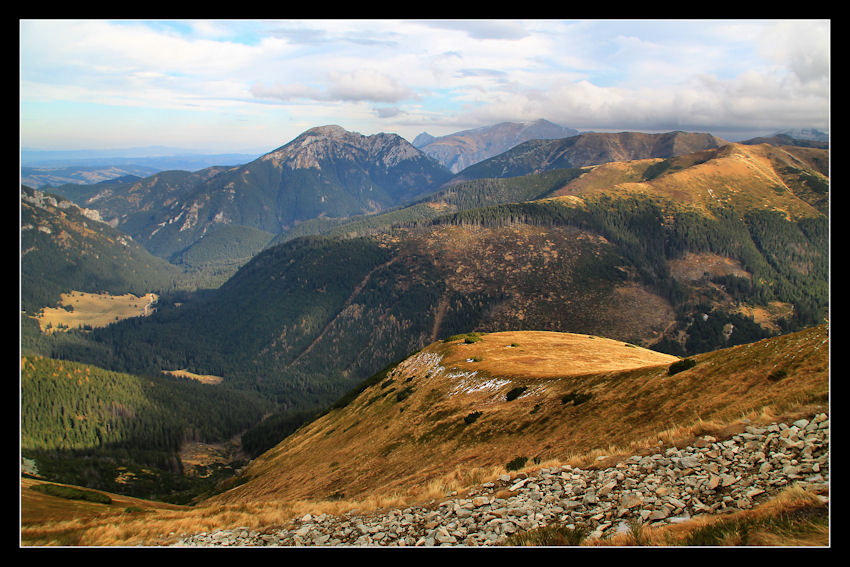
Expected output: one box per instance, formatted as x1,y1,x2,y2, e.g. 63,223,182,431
304,124,351,137
774,128,828,142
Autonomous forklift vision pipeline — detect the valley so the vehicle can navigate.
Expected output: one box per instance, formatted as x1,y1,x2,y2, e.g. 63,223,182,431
19,122,829,547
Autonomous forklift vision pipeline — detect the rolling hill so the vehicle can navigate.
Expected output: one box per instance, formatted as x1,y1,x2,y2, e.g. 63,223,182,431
48,137,827,456
545,142,829,217
450,130,728,183
19,125,830,546
20,324,829,546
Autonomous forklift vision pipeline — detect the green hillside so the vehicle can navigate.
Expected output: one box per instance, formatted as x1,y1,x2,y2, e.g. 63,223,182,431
46,187,827,458
21,186,183,314
20,355,271,504
270,168,586,244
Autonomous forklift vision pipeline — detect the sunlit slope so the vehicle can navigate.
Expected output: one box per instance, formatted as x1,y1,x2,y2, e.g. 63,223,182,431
20,477,186,546
211,325,828,506
548,143,828,218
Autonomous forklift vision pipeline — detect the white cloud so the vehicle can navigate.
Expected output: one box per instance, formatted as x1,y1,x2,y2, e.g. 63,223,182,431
756,20,830,84
326,69,417,103
251,69,416,104
19,19,830,150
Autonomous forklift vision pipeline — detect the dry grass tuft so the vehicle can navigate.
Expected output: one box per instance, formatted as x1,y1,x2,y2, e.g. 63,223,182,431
584,483,829,547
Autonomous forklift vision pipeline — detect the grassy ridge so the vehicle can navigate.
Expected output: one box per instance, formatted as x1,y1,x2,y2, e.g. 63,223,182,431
213,325,828,507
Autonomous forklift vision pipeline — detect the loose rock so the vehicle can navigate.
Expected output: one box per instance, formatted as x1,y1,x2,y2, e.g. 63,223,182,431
172,414,829,547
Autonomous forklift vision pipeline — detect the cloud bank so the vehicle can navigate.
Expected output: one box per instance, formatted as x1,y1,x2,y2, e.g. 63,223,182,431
20,19,829,151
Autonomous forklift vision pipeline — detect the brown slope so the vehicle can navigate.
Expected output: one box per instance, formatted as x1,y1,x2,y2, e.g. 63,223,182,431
450,131,728,183
210,324,828,507
554,131,728,167
548,142,827,219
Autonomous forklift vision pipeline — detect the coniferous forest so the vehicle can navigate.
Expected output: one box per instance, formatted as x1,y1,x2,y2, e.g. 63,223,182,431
20,355,270,503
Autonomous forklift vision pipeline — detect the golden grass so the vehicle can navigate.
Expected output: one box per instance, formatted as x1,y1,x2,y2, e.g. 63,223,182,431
438,331,680,379
21,325,829,546
548,143,825,221
213,325,827,507
163,369,223,385
36,290,157,333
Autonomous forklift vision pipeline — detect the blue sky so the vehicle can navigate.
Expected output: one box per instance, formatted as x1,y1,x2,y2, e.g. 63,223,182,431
20,19,830,154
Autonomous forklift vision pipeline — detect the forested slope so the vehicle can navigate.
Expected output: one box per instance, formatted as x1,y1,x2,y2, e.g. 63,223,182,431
20,355,270,503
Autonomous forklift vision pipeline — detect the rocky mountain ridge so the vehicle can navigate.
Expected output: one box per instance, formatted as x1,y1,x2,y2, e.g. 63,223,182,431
263,125,426,170
452,130,729,183
51,125,452,260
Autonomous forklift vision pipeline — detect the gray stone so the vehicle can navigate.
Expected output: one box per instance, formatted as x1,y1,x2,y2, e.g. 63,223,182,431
171,415,829,549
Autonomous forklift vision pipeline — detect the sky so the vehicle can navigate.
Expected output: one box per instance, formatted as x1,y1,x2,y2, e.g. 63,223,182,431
20,19,830,155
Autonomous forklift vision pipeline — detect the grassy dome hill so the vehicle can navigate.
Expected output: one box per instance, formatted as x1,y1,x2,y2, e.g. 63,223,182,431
210,325,827,508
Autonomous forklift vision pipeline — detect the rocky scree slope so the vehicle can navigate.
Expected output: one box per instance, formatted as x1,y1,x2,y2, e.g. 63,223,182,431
172,413,829,547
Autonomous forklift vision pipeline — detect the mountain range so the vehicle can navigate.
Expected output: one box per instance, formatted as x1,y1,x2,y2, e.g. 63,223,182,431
19,120,830,546
47,126,452,260
413,119,580,173
46,127,743,266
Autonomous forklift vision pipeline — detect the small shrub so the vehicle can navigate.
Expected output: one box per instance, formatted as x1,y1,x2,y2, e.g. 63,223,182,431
668,358,696,375
366,388,394,405
444,332,485,344
626,518,648,546
505,386,528,401
501,524,588,546
506,456,528,471
768,368,788,382
464,411,483,425
395,386,415,402
561,392,593,406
